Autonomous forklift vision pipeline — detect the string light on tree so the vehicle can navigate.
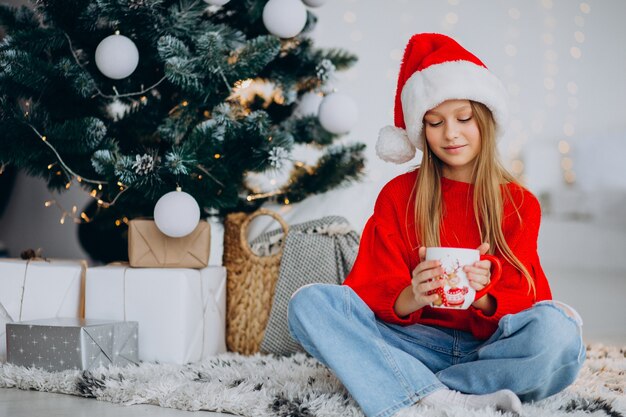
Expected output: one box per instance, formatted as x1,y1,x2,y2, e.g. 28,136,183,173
28,124,130,213
44,199,91,224
262,0,308,39
95,32,139,80
318,92,358,134
153,187,201,238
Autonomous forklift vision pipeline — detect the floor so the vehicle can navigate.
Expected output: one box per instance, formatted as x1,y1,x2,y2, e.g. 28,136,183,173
0,389,233,416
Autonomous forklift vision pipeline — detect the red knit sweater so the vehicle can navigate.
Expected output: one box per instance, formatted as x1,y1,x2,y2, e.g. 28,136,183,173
343,169,552,340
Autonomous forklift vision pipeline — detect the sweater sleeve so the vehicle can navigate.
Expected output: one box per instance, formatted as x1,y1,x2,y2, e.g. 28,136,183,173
343,188,421,325
468,190,551,338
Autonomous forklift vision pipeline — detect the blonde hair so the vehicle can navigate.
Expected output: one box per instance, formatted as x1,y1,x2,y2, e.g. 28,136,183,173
410,101,536,297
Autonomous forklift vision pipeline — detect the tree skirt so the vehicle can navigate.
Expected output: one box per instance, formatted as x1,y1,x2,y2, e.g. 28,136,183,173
0,344,624,417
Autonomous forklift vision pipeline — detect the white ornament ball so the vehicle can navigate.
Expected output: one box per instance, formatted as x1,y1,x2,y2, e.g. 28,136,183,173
294,91,323,117
318,93,359,134
153,189,201,238
203,0,230,5
302,0,327,7
262,0,308,39
95,34,139,80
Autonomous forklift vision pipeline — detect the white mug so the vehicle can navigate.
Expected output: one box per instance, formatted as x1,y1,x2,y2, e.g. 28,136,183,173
425,247,501,309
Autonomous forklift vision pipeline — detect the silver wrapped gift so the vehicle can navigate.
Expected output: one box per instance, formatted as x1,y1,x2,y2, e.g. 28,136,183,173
6,318,139,371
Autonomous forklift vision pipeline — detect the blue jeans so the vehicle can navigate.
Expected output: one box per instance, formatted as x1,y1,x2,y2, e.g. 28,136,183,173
288,284,585,417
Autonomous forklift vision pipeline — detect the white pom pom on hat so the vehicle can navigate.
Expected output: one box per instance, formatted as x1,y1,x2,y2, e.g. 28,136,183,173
376,126,416,164
376,33,509,164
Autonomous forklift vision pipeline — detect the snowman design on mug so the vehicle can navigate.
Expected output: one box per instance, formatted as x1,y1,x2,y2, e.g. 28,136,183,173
432,257,469,308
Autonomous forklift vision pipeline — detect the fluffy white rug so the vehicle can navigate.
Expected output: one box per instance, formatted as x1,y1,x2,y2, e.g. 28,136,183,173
0,344,624,417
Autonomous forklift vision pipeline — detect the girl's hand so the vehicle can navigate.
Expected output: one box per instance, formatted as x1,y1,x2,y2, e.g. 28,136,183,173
410,246,445,310
465,242,492,292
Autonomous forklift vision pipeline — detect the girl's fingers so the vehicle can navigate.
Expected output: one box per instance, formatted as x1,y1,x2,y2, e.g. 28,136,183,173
413,260,441,276
467,273,489,288
477,242,490,255
418,246,427,262
468,280,483,291
416,277,444,293
413,266,444,283
425,293,440,303
464,265,490,276
473,260,491,269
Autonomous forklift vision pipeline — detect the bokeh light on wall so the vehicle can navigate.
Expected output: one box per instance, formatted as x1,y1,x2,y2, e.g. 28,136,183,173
508,8,521,19
557,3,591,186
442,0,459,32
504,2,526,180
343,11,356,23
350,30,362,42
445,13,459,25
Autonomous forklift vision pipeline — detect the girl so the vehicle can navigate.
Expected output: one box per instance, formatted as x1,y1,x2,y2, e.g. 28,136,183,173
288,33,585,417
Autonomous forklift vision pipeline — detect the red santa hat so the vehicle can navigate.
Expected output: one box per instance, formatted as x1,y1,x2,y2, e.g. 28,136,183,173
376,33,509,164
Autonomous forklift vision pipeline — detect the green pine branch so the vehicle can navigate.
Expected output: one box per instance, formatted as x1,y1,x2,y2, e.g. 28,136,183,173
284,115,337,146
281,143,366,203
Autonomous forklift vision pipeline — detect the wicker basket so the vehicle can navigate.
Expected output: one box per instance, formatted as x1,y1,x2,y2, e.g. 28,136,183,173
223,209,289,355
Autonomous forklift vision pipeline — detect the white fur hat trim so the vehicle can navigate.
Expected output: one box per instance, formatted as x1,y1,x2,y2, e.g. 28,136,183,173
401,60,509,150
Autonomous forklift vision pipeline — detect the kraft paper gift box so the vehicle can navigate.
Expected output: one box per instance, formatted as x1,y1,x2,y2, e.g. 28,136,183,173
0,259,86,362
128,219,210,268
6,318,139,372
85,265,226,364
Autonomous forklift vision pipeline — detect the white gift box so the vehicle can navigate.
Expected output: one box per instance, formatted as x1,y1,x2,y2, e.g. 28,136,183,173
0,259,86,361
85,265,226,364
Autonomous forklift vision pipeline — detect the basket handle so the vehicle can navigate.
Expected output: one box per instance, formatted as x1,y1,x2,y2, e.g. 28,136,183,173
239,209,289,259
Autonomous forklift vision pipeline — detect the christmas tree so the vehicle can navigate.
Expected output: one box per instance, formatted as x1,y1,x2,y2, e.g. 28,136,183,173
0,0,365,261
